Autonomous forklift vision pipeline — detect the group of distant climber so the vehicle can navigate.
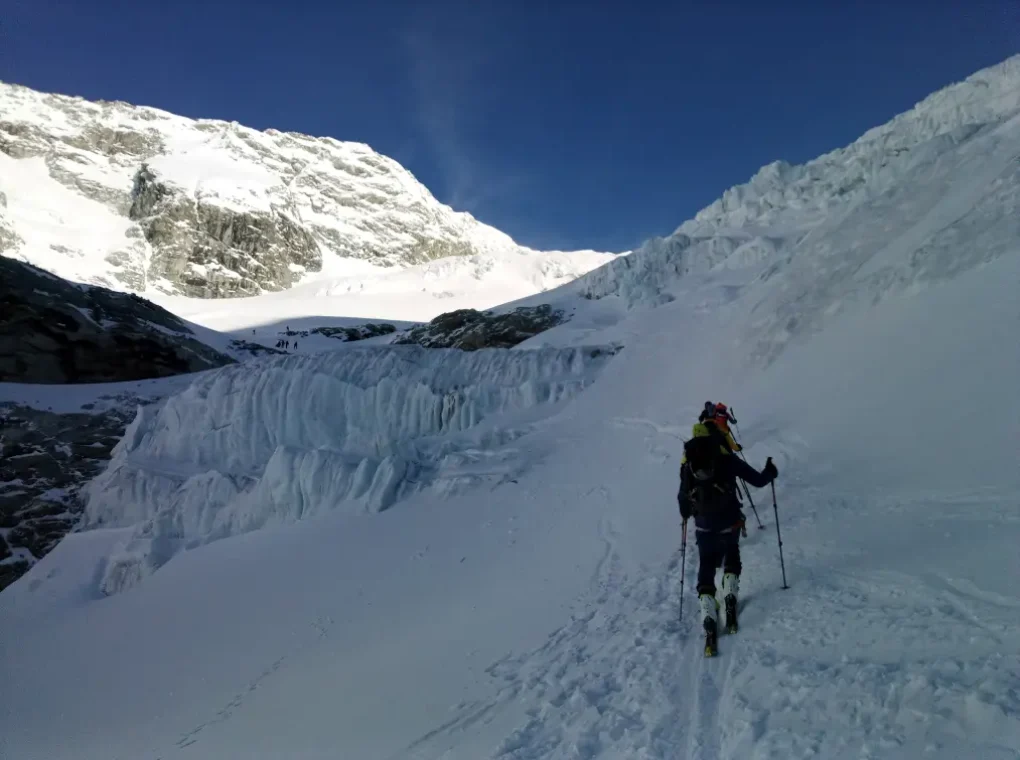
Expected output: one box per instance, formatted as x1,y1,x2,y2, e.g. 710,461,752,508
248,328,299,351
676,401,779,653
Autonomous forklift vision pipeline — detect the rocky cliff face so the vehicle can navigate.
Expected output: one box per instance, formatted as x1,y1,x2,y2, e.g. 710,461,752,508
0,257,234,383
0,401,138,590
0,81,592,297
0,376,194,592
0,254,238,591
393,305,568,350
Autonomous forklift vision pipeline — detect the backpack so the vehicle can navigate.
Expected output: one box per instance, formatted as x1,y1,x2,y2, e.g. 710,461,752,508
681,428,736,517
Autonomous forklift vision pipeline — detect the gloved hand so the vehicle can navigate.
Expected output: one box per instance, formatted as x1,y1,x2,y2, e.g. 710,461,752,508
678,493,692,521
763,457,778,481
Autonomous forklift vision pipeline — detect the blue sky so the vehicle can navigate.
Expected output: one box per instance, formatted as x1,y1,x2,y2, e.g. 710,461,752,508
3,1,1018,251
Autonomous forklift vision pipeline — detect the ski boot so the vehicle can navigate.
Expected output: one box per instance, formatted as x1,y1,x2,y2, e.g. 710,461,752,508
722,572,739,634
699,593,720,656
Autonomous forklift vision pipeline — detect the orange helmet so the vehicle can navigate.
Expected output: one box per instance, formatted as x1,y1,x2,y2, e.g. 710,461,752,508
714,403,735,424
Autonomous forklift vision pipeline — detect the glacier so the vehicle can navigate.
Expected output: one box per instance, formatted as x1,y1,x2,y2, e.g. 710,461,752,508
84,345,616,592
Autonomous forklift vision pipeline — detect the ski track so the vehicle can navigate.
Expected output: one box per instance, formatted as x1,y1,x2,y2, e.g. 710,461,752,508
166,614,336,755
396,482,1020,760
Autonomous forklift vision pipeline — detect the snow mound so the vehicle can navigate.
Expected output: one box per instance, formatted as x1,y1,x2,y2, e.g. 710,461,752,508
85,345,615,592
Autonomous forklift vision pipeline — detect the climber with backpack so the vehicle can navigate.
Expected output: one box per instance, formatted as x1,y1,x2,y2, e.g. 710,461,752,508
677,419,777,655
710,402,742,452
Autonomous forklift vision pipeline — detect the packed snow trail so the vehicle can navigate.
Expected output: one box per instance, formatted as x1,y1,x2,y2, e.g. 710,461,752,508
425,485,1020,760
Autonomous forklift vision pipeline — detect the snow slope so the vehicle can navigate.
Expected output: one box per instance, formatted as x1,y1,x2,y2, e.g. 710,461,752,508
149,245,618,330
3,56,1020,760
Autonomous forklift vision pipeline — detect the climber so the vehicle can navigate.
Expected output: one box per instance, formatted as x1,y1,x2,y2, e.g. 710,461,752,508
677,421,777,636
707,402,742,452
698,400,715,422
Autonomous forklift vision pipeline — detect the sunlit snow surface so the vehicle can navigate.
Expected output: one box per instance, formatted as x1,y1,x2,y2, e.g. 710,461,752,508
148,246,619,330
2,56,1020,760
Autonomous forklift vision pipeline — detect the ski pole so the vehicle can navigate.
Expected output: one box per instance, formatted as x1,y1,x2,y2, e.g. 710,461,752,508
729,411,765,530
679,519,688,622
739,473,765,529
771,481,789,589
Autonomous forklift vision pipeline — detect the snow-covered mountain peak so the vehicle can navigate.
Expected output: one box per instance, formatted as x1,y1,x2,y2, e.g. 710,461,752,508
686,54,1020,236
576,54,1020,312
0,80,610,298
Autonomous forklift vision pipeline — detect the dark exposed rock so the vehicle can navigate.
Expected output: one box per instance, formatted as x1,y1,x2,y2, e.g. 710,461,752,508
0,400,142,592
0,257,234,383
129,164,323,297
129,163,171,219
227,339,288,358
393,305,566,350
0,561,30,591
271,323,397,344
69,124,164,158
309,323,397,342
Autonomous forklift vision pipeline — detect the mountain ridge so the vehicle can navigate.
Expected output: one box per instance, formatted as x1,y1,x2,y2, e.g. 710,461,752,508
0,80,613,299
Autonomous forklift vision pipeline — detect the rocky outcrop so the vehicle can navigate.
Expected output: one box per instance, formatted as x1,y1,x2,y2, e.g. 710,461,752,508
0,257,233,383
0,402,140,591
0,82,598,297
290,323,398,343
129,165,322,297
394,305,566,350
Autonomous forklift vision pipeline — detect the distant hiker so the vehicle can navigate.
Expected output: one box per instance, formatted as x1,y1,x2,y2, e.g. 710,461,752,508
294,341,298,349
678,420,777,649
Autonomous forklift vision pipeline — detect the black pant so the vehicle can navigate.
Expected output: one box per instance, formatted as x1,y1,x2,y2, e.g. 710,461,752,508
695,529,741,596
